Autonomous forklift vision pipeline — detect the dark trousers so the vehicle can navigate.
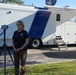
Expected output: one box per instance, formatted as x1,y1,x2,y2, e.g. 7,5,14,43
14,51,27,75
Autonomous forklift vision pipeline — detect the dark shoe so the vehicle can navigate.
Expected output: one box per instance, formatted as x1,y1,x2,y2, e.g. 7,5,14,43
20,69,26,75
15,73,19,75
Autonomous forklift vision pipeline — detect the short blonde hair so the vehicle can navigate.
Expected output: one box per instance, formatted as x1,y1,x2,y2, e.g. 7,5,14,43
17,20,24,28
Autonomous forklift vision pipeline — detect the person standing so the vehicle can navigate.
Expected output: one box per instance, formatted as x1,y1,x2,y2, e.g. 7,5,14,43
12,20,29,75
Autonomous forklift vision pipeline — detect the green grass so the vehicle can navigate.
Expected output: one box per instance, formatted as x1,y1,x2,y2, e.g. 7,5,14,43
0,61,76,75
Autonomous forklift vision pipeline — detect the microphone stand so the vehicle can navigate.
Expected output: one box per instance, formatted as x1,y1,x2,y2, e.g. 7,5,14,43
0,29,14,75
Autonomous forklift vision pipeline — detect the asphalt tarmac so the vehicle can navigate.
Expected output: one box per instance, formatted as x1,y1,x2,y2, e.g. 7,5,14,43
0,46,76,68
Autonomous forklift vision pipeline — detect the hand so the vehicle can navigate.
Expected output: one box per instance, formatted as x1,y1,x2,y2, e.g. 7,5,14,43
13,47,21,52
14,48,19,52
17,48,21,51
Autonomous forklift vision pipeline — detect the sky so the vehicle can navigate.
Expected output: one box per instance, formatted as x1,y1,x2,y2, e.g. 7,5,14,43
22,0,76,8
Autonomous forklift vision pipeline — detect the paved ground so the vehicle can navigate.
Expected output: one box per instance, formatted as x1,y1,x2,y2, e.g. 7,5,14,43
0,46,76,68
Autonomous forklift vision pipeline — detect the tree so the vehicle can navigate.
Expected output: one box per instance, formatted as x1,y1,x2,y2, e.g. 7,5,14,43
2,0,24,5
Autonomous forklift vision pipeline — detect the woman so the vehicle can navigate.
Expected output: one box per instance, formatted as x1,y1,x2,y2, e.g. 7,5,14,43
12,20,29,75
